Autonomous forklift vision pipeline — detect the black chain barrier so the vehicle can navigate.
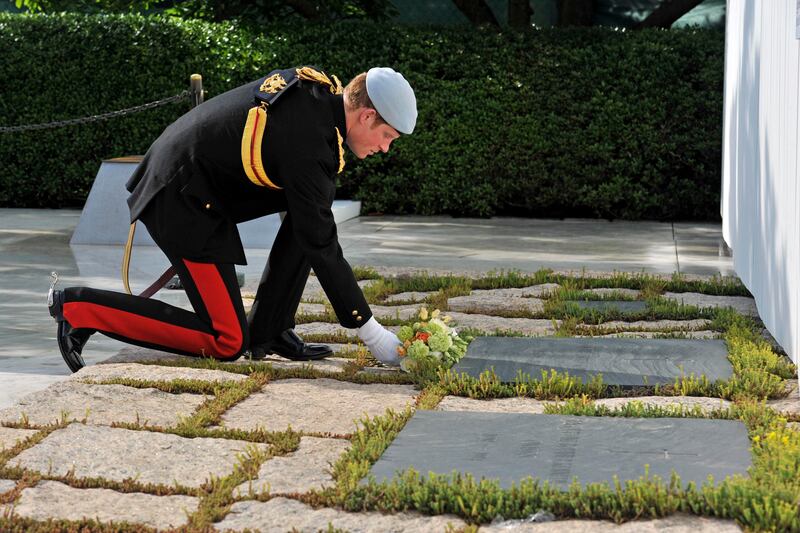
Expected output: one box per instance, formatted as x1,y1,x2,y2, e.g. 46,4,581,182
0,90,190,134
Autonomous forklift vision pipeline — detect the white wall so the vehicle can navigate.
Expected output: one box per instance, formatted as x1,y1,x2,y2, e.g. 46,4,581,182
722,0,800,366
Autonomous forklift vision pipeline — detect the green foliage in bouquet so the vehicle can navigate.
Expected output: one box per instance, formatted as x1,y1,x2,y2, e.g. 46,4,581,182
396,307,471,374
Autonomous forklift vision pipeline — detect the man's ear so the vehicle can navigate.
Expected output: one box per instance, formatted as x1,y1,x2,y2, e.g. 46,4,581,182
359,107,377,125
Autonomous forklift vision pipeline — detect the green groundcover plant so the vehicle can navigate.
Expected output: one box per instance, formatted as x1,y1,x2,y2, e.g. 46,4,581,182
1,13,724,220
2,272,795,531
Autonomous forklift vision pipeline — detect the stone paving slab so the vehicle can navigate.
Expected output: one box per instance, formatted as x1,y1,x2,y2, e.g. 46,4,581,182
72,363,248,383
0,479,16,493
297,302,423,320
454,337,733,386
240,354,353,374
470,285,562,298
447,312,558,336
296,302,329,315
480,513,742,532
216,496,467,532
99,346,186,365
579,319,713,332
220,379,417,435
664,292,758,316
9,423,267,488
0,427,38,450
385,290,437,303
369,411,752,489
0,382,206,427
595,396,734,412
437,396,551,414
297,322,402,339
295,321,356,339
104,344,363,368
234,436,350,497
588,331,720,340
372,304,422,320
436,396,733,415
766,380,800,417
448,295,545,315
10,480,198,530
300,277,377,303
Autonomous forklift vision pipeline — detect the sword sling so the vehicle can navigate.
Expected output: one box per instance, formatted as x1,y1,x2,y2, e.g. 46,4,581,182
122,222,176,298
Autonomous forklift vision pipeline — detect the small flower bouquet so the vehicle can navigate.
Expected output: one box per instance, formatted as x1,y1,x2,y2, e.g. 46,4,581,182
396,307,470,372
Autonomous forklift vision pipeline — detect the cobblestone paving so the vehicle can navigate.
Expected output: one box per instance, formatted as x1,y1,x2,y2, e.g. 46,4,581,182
0,427,38,450
0,381,206,427
9,423,268,488
480,513,743,532
220,379,418,434
0,273,791,531
12,480,199,529
216,497,468,532
233,436,351,497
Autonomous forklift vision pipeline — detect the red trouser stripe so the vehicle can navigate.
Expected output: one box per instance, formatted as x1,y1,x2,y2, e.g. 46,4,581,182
62,260,243,358
183,259,243,355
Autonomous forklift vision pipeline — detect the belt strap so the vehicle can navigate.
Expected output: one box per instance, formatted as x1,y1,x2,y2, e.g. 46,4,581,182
122,222,176,298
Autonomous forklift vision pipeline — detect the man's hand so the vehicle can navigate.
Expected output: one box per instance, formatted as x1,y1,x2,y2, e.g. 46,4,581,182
357,316,401,365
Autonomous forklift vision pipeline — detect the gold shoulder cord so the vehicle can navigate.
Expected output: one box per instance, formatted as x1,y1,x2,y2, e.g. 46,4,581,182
241,103,281,189
335,127,346,173
122,222,135,295
295,67,343,95
296,67,346,173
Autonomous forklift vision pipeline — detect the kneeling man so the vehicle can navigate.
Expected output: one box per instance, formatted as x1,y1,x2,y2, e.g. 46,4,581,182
48,66,415,372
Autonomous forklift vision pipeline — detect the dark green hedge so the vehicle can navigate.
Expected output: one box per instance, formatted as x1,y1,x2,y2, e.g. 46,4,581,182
0,14,724,219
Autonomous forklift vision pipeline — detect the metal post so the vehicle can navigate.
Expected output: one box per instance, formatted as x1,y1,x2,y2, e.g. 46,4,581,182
190,74,204,108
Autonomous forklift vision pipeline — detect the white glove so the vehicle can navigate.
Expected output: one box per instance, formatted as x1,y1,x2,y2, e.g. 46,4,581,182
357,316,402,366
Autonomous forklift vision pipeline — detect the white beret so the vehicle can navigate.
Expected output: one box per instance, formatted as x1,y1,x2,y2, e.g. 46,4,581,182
366,67,417,134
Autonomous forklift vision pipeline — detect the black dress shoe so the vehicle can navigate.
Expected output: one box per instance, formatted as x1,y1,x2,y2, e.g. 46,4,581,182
57,320,93,373
250,329,333,361
48,287,93,373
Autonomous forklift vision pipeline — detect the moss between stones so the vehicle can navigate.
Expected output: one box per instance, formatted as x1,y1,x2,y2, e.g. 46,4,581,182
360,270,750,306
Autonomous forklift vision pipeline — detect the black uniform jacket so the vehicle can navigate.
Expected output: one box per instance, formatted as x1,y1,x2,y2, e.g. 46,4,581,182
125,67,371,329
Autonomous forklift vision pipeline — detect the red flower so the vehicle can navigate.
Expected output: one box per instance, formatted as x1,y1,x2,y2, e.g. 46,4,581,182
415,332,430,342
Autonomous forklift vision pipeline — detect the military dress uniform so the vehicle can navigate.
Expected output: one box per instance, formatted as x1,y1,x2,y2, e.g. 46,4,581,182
55,67,371,362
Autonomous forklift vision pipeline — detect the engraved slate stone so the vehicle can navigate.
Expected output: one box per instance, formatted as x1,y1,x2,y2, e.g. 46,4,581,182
454,337,732,386
567,300,648,314
368,411,751,489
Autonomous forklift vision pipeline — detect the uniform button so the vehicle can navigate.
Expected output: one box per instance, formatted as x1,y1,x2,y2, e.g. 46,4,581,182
356,315,362,322
352,310,358,316
204,203,212,209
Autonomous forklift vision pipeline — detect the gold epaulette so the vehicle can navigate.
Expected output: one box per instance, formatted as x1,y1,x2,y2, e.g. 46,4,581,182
296,66,343,95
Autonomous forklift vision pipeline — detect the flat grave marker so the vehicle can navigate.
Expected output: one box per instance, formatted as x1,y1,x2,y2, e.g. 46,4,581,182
453,337,732,386
368,411,751,489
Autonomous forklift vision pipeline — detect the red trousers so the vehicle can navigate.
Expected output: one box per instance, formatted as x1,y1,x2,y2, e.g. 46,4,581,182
63,252,248,360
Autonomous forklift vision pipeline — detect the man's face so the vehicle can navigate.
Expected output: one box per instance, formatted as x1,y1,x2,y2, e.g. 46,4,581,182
346,108,400,159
